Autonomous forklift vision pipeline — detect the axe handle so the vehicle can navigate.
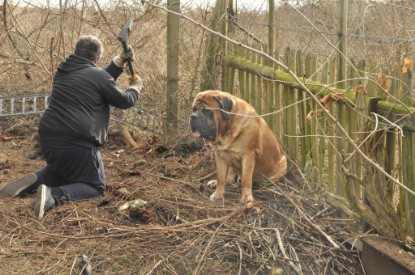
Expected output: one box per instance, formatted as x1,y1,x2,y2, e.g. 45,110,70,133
121,41,137,81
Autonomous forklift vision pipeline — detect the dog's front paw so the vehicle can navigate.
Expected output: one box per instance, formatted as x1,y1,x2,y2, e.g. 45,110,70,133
210,192,224,202
207,180,217,189
240,193,254,203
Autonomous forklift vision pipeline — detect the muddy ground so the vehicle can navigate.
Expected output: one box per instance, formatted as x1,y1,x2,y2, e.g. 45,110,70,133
0,116,364,274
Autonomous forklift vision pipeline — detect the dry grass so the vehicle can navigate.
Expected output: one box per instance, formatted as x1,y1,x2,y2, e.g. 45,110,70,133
6,2,412,273
0,117,364,274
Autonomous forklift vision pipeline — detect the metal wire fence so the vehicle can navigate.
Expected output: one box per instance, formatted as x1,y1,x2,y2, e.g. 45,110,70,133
230,0,415,68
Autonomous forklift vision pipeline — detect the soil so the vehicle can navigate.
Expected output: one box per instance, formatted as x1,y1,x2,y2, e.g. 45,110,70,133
0,116,366,274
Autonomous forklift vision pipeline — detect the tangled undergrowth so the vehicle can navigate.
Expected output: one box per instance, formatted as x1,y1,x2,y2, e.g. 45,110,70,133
0,118,363,274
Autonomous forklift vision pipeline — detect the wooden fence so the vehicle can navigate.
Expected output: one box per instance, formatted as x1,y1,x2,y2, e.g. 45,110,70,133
196,0,415,242
220,45,415,241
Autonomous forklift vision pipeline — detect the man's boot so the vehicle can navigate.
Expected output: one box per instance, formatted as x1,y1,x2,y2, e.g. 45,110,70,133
33,184,57,220
0,173,38,197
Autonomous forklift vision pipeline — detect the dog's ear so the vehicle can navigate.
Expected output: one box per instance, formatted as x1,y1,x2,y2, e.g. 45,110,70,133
215,95,233,121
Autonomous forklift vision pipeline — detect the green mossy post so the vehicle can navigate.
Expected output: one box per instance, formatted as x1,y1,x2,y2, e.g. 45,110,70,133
238,47,247,99
306,53,321,183
274,49,282,138
297,51,307,168
283,48,298,159
256,51,263,113
327,58,337,193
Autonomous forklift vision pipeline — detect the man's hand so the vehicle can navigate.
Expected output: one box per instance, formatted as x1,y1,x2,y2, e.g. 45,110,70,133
120,45,135,63
113,46,135,68
129,75,143,92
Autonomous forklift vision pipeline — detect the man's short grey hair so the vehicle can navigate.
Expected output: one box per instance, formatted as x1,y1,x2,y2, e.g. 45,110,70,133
74,35,103,61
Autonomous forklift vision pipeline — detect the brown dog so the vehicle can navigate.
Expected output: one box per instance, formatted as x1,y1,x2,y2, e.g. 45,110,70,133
190,90,287,203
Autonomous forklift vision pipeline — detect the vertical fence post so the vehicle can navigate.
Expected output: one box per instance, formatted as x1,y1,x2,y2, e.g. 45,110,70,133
337,0,348,90
268,0,275,58
220,0,230,92
297,50,307,168
166,0,180,132
256,49,264,114
273,49,282,138
306,54,321,183
224,44,236,94
238,47,247,99
410,134,415,235
200,0,227,91
401,131,415,235
327,58,337,193
283,48,297,158
250,50,257,112
335,0,348,199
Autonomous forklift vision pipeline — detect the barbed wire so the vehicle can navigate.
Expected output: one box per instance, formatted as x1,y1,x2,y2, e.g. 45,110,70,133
241,23,415,44
270,24,415,44
226,0,415,52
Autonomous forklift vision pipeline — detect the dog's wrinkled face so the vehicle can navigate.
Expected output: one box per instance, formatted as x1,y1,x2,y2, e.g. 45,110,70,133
190,105,216,140
189,91,233,141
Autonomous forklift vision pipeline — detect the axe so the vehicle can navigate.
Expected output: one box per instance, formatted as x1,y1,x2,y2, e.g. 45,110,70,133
118,19,137,80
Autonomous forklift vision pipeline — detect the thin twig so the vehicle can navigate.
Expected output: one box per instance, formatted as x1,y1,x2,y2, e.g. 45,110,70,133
275,228,302,274
272,183,339,249
193,207,243,275
236,241,243,275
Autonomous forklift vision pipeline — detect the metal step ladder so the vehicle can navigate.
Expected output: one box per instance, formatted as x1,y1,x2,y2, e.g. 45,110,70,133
0,94,50,117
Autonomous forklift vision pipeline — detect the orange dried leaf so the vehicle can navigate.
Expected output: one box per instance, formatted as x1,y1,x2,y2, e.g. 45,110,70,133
1,133,14,141
355,86,367,94
402,56,413,74
376,74,389,89
306,111,314,122
306,109,324,122
320,93,345,106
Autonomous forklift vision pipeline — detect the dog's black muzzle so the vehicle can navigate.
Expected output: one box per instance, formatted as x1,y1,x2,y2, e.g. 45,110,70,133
189,110,216,141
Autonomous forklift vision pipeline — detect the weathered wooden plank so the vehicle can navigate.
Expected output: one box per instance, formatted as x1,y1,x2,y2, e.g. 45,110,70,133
273,49,282,137
263,45,272,128
250,51,257,112
297,51,307,168
283,48,297,158
402,131,415,235
307,53,321,183
327,58,337,193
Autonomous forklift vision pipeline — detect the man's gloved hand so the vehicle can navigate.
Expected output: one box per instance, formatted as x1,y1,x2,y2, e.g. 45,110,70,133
129,75,143,92
113,46,135,68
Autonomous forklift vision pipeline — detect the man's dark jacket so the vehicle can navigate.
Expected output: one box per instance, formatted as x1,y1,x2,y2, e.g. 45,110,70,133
39,54,139,149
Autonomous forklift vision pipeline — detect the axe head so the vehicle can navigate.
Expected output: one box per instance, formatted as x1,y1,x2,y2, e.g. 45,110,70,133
118,19,133,42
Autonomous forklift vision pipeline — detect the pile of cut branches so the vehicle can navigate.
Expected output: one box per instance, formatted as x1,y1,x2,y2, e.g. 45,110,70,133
0,123,363,274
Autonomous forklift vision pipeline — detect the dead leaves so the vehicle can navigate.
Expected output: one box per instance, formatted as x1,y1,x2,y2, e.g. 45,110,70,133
305,92,346,122
402,56,413,75
320,93,346,106
305,109,324,121
0,132,14,142
376,73,391,91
